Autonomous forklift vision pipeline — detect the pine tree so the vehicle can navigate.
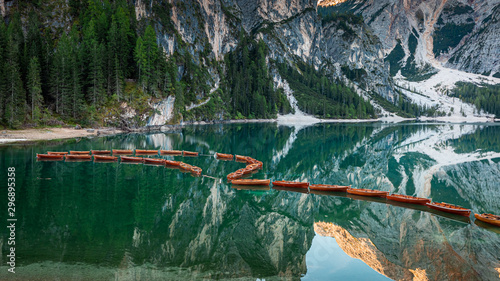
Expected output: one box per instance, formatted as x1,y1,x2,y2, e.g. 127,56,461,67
135,25,159,95
0,22,6,121
84,20,105,107
4,33,26,128
68,27,84,119
27,57,43,122
50,32,73,116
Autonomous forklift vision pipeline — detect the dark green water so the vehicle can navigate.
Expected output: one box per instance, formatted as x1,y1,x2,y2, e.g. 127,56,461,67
1,123,500,280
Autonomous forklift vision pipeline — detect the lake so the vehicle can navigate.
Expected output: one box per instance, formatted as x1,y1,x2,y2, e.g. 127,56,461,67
1,122,500,280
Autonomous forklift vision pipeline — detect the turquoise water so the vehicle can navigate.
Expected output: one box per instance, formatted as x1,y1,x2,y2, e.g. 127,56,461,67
1,123,500,280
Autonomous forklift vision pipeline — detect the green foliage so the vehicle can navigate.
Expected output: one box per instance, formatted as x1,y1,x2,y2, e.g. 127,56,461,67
223,35,289,119
3,16,26,128
433,23,474,56
369,91,445,118
277,61,375,119
443,4,473,15
341,65,367,83
384,42,404,76
184,90,228,121
320,12,362,40
135,25,160,95
450,82,500,117
401,57,437,82
27,57,43,122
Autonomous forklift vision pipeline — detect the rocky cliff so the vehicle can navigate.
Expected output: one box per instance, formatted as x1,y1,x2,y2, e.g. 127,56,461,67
322,0,500,77
131,0,500,123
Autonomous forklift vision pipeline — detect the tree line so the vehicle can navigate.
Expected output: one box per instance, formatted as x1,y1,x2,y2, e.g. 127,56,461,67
223,32,291,119
0,0,183,128
451,82,500,117
277,61,376,119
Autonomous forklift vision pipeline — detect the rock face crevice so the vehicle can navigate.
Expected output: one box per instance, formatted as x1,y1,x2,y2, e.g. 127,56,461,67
134,0,499,114
343,0,499,76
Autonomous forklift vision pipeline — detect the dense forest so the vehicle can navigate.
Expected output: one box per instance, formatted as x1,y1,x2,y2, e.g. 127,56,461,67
277,60,376,119
223,34,291,119
0,0,209,128
450,82,500,117
0,0,383,128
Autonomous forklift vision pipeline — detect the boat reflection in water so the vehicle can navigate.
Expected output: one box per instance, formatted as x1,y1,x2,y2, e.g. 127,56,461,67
3,122,500,280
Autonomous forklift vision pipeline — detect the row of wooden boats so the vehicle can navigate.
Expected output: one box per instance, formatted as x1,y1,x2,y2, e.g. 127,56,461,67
37,150,500,227
226,155,264,181
42,149,200,156
38,153,203,176
266,180,500,226
222,156,499,227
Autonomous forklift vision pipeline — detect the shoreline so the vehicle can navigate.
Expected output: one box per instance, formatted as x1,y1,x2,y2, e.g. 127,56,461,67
1,116,498,144
0,127,124,144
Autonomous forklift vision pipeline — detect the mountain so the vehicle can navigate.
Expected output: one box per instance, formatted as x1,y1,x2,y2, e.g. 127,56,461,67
1,0,499,128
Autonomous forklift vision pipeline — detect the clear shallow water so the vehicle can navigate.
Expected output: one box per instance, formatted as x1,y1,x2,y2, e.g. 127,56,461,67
1,123,500,280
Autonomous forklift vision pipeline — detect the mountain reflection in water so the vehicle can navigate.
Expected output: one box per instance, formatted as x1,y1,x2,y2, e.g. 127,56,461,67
0,123,499,280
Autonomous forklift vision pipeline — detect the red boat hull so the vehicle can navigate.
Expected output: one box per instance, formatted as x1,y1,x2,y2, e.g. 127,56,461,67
135,150,159,155
144,158,166,165
387,194,431,205
160,150,182,155
37,154,64,160
231,179,270,186
65,154,92,160
426,202,471,217
347,188,388,197
120,156,144,162
474,213,500,226
310,184,350,192
91,150,111,155
272,181,309,189
94,155,118,161
113,149,133,155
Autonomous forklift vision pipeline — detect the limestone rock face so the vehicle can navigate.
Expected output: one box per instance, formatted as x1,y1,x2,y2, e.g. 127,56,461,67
132,0,498,116
347,0,499,76
147,96,176,126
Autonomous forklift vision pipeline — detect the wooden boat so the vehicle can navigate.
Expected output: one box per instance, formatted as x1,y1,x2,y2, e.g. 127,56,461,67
347,188,388,197
183,151,199,157
474,213,500,227
120,156,144,163
426,202,471,217
245,163,260,171
47,151,68,155
160,150,183,155
69,151,90,155
235,155,249,162
272,180,309,189
93,155,118,161
216,153,234,160
227,172,244,180
232,184,271,191
37,154,64,160
112,149,133,155
179,162,193,170
165,160,181,166
231,179,270,186
309,184,350,192
144,158,165,165
245,157,258,164
135,149,159,155
65,154,92,160
191,166,202,175
91,150,111,155
387,194,431,205
273,185,309,194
